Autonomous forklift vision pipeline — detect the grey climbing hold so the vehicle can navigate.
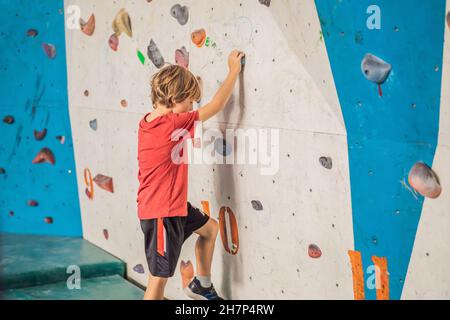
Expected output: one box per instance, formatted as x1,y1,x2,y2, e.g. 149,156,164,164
89,119,97,131
147,39,165,69
214,138,232,156
170,4,189,26
133,264,145,274
251,200,263,211
319,156,333,169
361,53,391,84
259,0,271,7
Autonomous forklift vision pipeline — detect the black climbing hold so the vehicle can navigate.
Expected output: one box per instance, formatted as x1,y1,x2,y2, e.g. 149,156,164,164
89,119,97,131
170,4,189,25
319,156,333,169
0,168,5,174
214,138,232,156
251,200,263,211
258,0,271,7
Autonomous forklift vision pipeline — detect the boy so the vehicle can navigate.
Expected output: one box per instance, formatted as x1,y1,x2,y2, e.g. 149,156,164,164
137,50,245,300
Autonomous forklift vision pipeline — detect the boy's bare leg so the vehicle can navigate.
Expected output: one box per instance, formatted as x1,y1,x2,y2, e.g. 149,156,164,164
194,219,219,277
144,274,168,300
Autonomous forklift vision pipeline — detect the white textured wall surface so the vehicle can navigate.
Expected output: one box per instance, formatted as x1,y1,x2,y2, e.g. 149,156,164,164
65,0,357,300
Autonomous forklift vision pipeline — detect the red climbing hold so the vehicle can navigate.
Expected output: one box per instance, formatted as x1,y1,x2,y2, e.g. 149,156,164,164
44,217,53,224
93,174,114,193
308,244,322,259
27,200,39,207
42,43,56,59
27,29,38,37
34,128,47,141
32,148,55,165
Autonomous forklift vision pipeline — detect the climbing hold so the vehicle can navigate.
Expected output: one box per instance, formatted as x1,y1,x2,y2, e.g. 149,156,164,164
42,43,56,59
0,168,5,174
3,115,14,124
191,29,206,48
84,168,94,200
251,200,263,211
259,0,271,7
170,4,189,26
137,49,145,65
56,135,65,144
408,162,441,199
9,211,14,216
120,99,128,108
89,119,97,131
319,156,333,169
214,138,232,156
180,260,194,289
108,34,119,51
361,53,391,96
103,229,109,240
27,29,38,37
308,244,322,259
27,200,38,207
175,46,189,69
133,264,145,274
112,8,132,37
32,148,55,165
219,207,239,255
79,14,95,36
447,12,450,29
44,217,53,224
84,90,89,96
147,39,165,69
93,174,114,193
34,128,47,141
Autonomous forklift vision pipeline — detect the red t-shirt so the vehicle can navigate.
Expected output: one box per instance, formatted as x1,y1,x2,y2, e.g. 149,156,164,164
137,110,199,220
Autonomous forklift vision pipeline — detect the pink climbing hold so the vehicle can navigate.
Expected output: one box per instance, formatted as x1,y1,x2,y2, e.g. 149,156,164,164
109,34,119,51
175,46,189,69
34,128,47,141
44,217,53,224
408,162,442,199
27,200,39,207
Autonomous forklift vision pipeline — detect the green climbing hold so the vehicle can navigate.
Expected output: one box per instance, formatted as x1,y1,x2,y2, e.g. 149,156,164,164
137,50,145,65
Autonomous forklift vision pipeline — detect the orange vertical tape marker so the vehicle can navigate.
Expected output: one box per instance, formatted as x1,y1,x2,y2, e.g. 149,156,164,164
372,256,389,300
219,206,239,255
348,250,365,300
201,201,210,217
157,218,165,256
84,168,94,200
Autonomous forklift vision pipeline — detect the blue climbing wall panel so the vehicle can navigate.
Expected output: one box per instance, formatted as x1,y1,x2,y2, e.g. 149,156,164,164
0,0,82,236
315,0,446,299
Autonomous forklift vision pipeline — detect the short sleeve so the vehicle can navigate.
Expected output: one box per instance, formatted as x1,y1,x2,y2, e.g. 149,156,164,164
172,110,199,138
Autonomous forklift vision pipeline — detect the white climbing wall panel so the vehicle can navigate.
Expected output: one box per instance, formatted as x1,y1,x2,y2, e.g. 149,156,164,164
65,0,355,299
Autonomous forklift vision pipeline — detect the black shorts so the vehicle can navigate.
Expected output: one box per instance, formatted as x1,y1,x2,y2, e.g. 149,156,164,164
140,202,210,278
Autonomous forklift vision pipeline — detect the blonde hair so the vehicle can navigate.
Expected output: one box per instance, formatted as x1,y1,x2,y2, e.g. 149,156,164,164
150,64,201,108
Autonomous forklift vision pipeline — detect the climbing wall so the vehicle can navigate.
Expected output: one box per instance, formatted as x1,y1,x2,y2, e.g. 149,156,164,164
0,0,82,236
64,0,450,300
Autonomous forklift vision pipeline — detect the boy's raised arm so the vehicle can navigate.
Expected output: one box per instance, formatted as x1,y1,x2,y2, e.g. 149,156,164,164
198,50,245,122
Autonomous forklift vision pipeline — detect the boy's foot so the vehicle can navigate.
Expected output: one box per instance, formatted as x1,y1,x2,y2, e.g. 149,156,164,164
184,277,224,300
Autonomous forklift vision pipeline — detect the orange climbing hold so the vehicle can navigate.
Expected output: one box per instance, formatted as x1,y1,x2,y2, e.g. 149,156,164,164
219,206,239,255
84,168,94,200
372,256,389,300
191,29,206,48
348,250,365,300
80,14,95,36
201,201,210,217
